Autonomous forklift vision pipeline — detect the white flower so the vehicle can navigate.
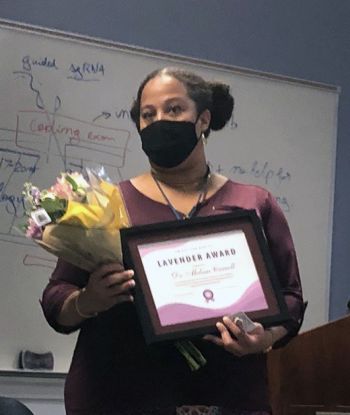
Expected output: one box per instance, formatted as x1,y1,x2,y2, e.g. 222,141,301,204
68,172,90,190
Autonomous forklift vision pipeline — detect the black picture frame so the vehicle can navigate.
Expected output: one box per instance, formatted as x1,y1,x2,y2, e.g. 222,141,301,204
121,209,290,344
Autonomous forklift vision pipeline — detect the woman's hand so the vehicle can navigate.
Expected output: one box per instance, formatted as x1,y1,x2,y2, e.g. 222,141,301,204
203,316,274,357
78,263,135,316
57,263,135,327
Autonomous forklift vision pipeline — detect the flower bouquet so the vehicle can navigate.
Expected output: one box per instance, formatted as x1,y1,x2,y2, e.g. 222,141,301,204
22,167,206,371
22,168,129,272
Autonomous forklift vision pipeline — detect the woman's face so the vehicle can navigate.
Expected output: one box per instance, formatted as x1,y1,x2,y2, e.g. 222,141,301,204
139,74,209,137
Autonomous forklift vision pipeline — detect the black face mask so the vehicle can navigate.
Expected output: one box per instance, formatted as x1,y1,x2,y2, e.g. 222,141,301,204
140,120,199,168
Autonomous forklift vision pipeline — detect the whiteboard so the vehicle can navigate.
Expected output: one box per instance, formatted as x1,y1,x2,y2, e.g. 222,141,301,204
0,20,339,372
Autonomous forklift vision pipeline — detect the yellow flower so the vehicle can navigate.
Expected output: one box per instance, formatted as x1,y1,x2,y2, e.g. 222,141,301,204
58,180,129,230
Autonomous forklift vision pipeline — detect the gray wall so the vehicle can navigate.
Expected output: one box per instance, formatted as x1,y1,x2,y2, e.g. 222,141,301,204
1,0,349,320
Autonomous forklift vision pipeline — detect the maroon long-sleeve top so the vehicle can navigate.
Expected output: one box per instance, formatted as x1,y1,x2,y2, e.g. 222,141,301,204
41,180,304,415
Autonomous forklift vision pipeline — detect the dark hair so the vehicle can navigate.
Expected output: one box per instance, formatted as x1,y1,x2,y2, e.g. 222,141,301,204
130,67,234,138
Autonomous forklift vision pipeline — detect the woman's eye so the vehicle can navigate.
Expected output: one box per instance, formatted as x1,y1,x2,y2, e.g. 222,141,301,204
141,111,153,120
168,105,182,115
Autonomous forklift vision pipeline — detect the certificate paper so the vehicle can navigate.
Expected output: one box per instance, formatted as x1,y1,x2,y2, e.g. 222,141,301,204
138,230,268,327
121,210,290,343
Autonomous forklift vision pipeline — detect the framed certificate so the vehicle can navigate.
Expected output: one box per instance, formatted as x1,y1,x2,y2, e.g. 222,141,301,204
121,209,290,344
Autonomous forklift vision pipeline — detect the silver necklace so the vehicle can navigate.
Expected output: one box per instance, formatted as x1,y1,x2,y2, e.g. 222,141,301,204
152,165,211,220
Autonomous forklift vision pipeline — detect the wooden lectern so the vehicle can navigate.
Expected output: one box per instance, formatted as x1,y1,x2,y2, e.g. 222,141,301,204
267,315,350,414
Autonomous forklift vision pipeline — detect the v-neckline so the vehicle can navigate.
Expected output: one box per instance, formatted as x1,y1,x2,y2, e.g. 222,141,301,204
127,179,230,218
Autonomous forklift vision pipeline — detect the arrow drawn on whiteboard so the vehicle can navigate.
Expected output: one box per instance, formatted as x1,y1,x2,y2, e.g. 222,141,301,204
92,111,112,123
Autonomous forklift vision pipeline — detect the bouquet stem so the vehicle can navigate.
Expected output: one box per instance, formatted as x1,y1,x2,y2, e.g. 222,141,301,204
175,340,207,371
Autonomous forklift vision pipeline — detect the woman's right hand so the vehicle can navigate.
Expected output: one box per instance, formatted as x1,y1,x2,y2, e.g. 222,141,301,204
78,263,135,315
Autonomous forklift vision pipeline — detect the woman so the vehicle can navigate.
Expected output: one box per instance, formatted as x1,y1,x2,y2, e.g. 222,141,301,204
41,67,304,415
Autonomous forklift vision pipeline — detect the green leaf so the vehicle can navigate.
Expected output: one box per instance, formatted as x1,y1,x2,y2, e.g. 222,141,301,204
65,175,78,192
40,198,67,222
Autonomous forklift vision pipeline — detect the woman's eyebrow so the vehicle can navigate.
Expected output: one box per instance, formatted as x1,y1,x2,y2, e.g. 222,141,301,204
140,104,154,111
164,96,187,104
140,97,186,112
160,97,188,105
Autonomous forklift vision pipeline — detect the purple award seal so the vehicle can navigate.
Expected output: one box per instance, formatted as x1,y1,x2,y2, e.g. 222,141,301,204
203,289,214,302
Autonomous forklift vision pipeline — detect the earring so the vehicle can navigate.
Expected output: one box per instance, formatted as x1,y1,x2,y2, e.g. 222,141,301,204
201,132,207,145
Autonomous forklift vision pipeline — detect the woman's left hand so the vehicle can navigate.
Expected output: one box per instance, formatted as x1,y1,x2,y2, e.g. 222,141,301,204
203,316,272,357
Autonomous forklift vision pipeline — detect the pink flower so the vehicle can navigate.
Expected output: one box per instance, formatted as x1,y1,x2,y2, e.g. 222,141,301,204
50,179,74,200
25,218,43,240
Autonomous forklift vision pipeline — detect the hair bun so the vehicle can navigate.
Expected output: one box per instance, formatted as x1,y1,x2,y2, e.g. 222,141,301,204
208,82,234,131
